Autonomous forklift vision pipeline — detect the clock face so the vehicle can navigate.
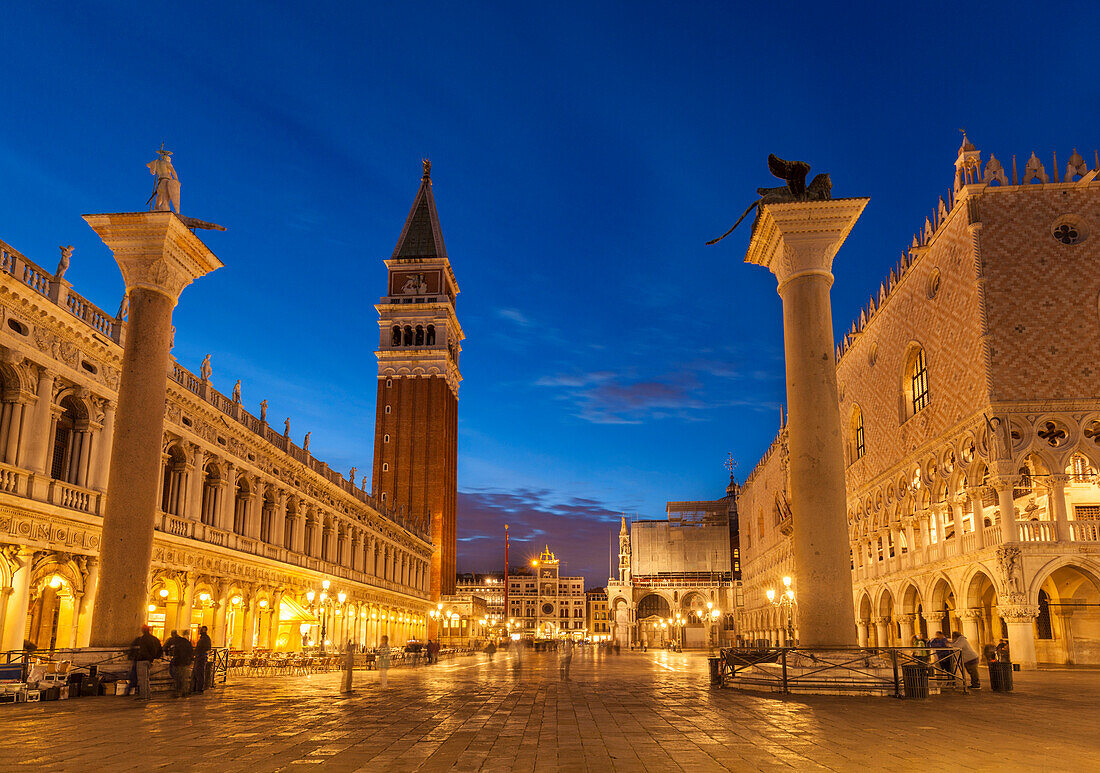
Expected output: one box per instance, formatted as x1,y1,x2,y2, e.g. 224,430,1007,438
541,569,553,577
541,603,555,616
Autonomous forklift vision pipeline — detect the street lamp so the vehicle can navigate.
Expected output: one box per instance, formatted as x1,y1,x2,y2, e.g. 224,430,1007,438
765,576,796,645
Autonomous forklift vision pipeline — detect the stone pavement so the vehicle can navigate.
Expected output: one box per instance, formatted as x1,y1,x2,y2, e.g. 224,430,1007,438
0,648,1096,772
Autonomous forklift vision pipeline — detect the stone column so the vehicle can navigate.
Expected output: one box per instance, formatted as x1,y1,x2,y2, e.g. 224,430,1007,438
1,548,35,652
25,368,56,475
242,598,256,652
68,593,83,648
177,574,195,634
897,614,915,645
84,211,222,646
744,197,868,647
1047,475,1072,542
967,487,987,549
212,598,227,648
90,400,116,491
993,479,1017,543
77,558,99,646
186,447,206,521
924,611,943,638
856,619,869,647
1002,606,1039,669
873,616,890,648
959,609,982,647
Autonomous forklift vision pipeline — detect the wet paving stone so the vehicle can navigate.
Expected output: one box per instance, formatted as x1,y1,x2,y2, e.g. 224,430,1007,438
0,650,1095,771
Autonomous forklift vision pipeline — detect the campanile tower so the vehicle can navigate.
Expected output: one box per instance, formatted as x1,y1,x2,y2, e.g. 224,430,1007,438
373,160,463,602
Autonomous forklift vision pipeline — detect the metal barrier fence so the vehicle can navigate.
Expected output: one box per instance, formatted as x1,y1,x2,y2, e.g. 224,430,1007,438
717,645,967,697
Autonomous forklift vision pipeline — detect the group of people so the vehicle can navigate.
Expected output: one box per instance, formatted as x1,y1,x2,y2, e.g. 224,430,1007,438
126,625,212,700
911,630,1010,689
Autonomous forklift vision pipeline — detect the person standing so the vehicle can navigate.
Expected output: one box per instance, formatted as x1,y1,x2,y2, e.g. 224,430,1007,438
485,641,497,662
951,631,982,689
376,635,391,688
342,640,355,693
192,626,212,694
167,631,194,698
928,630,951,679
130,625,163,701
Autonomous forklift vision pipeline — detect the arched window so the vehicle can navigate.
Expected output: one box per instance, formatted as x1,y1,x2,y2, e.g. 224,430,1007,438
50,397,86,483
200,463,220,526
1036,589,1053,639
391,326,401,346
426,325,436,345
303,518,316,557
161,445,187,516
902,346,930,420
260,490,275,542
284,501,296,549
233,477,251,536
850,406,865,463
403,326,413,346
414,325,424,346
320,524,331,561
1070,453,1095,483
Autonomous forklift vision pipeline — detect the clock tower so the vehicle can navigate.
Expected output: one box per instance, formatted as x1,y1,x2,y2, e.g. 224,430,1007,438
373,160,463,602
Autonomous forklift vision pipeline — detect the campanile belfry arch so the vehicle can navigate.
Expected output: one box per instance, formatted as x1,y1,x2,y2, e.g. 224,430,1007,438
372,160,463,605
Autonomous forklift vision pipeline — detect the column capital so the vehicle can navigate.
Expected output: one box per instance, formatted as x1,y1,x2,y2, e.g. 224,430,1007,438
896,613,916,624
957,608,983,621
1047,474,1071,488
1000,605,1039,622
745,197,870,290
82,211,223,304
989,477,1018,492
871,616,892,626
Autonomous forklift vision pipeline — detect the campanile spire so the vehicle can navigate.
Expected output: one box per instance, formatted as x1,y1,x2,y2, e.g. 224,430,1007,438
372,162,464,605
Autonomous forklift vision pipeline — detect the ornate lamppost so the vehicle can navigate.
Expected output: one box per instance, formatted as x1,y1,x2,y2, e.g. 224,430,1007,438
304,579,341,652
766,576,796,645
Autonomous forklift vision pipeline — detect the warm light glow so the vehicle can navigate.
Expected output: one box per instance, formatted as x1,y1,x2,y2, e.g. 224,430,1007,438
531,560,538,566
335,608,342,616
199,592,211,602
766,588,776,602
360,609,367,619
158,588,169,598
49,575,63,589
782,576,792,588
147,604,156,613
786,589,795,601
337,591,346,604
319,591,327,603
299,623,310,635
706,601,713,610
231,595,242,606
371,612,377,619
322,579,331,590
259,599,268,608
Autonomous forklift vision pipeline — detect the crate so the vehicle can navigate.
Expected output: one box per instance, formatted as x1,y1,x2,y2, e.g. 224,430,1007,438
25,690,40,702
114,681,129,696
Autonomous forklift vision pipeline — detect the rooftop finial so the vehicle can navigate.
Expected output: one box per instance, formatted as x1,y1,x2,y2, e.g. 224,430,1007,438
958,128,976,155
422,157,431,181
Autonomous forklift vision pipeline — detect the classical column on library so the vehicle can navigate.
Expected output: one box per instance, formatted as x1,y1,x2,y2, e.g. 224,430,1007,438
744,192,868,648
83,208,222,646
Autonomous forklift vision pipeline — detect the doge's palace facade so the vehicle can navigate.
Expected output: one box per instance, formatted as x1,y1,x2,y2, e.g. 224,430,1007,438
739,139,1100,668
0,230,432,654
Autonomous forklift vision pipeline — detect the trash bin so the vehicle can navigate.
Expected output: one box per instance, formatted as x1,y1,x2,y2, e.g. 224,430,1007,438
708,656,723,686
989,661,1013,692
901,663,929,699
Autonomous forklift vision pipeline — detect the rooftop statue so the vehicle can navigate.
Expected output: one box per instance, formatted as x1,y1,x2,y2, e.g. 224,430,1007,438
707,154,832,245
55,245,73,281
200,354,212,381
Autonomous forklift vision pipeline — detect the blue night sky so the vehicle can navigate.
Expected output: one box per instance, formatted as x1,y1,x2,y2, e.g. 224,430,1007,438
2,2,1097,587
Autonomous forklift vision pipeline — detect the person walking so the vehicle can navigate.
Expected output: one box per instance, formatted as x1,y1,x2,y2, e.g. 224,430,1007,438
376,635,391,688
485,641,497,662
342,640,355,693
192,626,212,694
166,630,194,698
559,641,574,682
951,631,982,689
129,625,163,701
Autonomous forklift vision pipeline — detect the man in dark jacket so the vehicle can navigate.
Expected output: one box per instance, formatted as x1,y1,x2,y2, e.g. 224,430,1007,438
166,631,194,697
192,626,212,694
130,625,163,701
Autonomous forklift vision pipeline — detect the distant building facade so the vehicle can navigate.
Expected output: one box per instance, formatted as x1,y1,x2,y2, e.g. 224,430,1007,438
738,140,1100,668
586,587,609,640
455,571,507,626
507,547,586,640
606,478,740,649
